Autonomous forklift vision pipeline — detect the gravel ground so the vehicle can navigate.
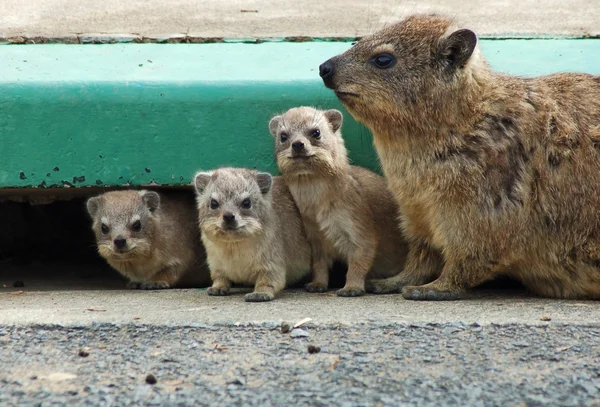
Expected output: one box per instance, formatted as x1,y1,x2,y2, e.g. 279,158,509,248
1,323,599,407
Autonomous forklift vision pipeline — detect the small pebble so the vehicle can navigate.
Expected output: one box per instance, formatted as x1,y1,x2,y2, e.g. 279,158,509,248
308,345,321,354
540,316,552,321
78,347,91,357
145,374,157,385
13,281,24,288
281,322,290,334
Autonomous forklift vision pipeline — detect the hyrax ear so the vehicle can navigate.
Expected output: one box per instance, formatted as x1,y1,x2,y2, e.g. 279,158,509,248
86,196,102,217
194,172,212,194
268,115,282,137
256,172,273,195
324,109,343,132
140,190,160,212
440,29,477,69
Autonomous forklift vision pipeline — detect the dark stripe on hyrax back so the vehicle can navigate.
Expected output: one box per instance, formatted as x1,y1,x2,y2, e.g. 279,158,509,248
500,138,528,206
548,152,561,167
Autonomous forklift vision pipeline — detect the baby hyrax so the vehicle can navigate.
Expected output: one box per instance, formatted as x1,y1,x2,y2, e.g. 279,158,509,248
194,167,312,302
86,189,211,289
269,106,408,297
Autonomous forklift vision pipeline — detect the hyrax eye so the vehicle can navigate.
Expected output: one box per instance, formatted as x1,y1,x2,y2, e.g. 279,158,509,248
241,198,252,209
131,220,142,232
311,129,321,139
280,133,289,143
210,199,219,210
101,223,109,234
370,53,397,69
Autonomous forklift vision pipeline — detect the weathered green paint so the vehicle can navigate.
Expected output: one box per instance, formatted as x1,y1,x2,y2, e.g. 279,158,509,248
1,40,599,188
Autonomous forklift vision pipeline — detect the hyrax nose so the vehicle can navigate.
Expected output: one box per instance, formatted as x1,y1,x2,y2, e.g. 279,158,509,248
319,60,334,79
113,236,127,249
319,59,335,88
292,141,305,151
223,212,236,222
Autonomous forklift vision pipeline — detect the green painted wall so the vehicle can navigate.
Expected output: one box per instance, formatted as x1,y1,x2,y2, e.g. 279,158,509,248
1,40,599,188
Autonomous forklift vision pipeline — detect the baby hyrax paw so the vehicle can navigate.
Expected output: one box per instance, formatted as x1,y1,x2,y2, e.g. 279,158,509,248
244,292,275,302
207,287,230,296
127,281,171,290
305,282,328,293
336,286,366,297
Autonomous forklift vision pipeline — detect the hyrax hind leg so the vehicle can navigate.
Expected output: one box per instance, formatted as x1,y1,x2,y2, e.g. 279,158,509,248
522,261,600,300
366,241,442,294
245,268,286,302
402,257,497,301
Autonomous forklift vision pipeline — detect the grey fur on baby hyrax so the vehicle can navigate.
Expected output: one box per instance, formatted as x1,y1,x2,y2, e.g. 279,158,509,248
86,189,210,289
194,167,312,302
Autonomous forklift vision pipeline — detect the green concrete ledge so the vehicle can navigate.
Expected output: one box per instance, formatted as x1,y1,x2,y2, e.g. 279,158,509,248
1,39,600,189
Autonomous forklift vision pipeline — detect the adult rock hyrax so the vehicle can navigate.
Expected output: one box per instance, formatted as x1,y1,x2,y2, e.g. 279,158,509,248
86,189,211,289
193,167,312,302
269,106,408,297
320,14,600,300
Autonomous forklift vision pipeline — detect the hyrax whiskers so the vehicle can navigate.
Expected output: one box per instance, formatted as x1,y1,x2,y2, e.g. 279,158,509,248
194,167,312,302
86,189,210,289
269,106,408,297
320,14,600,300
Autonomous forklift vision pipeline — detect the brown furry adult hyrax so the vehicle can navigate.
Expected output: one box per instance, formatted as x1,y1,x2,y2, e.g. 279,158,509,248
269,106,408,297
86,189,210,289
319,14,600,300
194,167,312,302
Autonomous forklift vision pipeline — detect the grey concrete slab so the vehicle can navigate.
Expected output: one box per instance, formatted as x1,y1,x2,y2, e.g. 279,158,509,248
1,0,599,40
2,287,599,327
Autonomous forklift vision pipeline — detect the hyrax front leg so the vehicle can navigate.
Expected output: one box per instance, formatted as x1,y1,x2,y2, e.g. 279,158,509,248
365,241,442,294
127,267,183,290
401,258,496,301
207,272,232,296
245,269,286,302
305,234,331,292
305,256,330,293
337,244,377,297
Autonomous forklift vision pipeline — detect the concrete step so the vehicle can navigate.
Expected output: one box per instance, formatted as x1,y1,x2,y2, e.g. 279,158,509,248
2,39,599,189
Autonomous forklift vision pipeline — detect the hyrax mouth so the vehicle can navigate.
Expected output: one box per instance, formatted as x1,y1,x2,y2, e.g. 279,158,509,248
334,90,359,99
290,153,313,160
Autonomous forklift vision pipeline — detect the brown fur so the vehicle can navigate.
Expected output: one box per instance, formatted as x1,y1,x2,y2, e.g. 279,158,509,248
194,167,312,302
320,14,600,300
86,189,210,289
270,106,408,296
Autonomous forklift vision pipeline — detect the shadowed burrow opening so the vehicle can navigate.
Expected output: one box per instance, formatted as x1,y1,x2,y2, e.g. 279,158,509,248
0,187,337,293
0,188,126,292
0,188,525,294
